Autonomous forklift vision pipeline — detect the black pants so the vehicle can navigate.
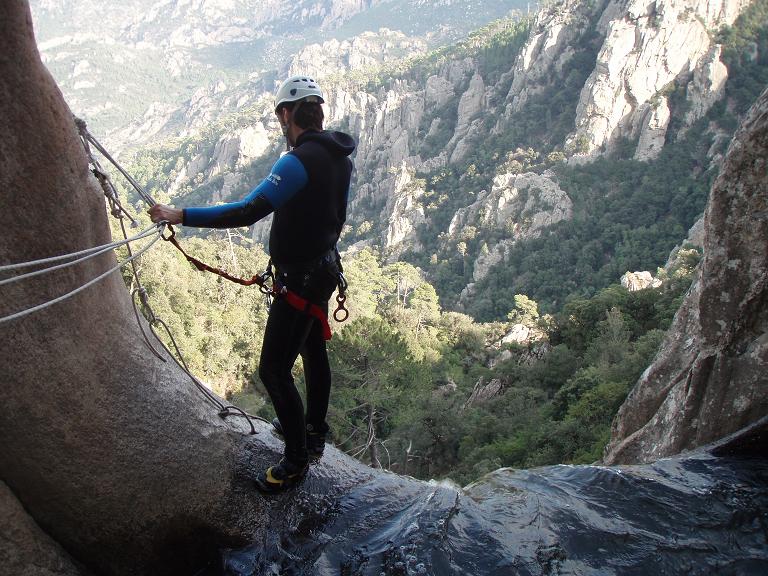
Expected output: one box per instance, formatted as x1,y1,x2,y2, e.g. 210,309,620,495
257,258,338,464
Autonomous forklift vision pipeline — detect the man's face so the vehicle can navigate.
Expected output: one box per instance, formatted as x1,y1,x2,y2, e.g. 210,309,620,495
276,107,292,141
277,107,289,126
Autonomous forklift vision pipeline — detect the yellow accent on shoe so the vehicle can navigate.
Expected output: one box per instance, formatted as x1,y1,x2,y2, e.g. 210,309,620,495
265,467,283,485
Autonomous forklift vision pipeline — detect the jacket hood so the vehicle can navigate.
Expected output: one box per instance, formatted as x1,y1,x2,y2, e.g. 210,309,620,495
296,130,356,157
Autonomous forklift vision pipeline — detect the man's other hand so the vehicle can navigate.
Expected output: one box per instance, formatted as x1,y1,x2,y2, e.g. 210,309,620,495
148,204,183,225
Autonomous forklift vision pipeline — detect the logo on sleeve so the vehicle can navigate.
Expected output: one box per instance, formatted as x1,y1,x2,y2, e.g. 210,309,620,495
267,173,282,186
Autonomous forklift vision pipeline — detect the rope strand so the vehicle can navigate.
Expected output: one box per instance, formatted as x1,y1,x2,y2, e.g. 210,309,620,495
0,231,162,324
0,224,157,273
148,316,267,432
74,118,156,206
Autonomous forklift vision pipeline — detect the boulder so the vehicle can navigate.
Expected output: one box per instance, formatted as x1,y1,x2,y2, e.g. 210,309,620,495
462,378,504,409
502,323,531,344
620,271,662,291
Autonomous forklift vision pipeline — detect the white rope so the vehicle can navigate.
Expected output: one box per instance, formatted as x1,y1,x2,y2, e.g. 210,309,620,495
0,224,157,272
80,128,156,206
47,118,263,434
0,231,162,324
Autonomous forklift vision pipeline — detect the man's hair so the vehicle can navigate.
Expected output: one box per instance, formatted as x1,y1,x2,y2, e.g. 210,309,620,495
281,101,324,131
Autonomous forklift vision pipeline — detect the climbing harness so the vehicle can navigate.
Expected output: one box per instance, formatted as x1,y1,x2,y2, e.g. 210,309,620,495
161,225,350,340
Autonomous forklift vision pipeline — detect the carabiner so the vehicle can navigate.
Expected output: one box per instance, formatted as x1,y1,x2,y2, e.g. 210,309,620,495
337,271,348,292
258,273,273,294
258,260,275,294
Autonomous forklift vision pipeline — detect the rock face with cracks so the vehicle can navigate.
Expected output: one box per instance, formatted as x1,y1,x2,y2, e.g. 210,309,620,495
604,87,768,465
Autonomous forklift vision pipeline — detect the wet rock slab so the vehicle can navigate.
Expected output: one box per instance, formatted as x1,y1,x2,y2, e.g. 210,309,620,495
210,427,768,576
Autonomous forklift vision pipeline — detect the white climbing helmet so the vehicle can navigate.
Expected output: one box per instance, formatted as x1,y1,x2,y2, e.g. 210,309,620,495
274,75,324,111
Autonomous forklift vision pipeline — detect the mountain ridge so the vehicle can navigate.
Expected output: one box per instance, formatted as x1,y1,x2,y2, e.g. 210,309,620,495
116,0,765,318
31,0,527,143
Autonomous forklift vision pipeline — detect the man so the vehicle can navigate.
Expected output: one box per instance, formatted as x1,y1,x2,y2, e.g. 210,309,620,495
149,75,355,493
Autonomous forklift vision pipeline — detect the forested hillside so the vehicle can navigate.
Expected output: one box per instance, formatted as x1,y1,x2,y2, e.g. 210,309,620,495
462,0,768,318
123,0,766,314
102,0,768,484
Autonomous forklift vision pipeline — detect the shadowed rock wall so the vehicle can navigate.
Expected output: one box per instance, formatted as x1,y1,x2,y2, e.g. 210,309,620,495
0,2,264,574
0,481,91,576
604,87,768,464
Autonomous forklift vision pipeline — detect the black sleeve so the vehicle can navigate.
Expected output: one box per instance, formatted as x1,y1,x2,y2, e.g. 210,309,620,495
182,193,274,229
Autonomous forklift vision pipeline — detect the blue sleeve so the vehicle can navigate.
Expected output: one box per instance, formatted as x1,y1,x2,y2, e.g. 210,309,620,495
259,153,308,209
183,154,308,228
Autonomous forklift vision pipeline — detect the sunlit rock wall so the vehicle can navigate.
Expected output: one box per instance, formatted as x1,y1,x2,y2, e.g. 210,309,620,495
603,87,768,464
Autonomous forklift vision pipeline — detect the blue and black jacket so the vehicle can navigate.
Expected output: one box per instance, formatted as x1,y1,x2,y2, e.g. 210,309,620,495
183,130,355,267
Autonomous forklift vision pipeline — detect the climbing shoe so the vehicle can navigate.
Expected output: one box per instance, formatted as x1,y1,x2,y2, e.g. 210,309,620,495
306,424,328,461
271,419,328,461
254,458,308,494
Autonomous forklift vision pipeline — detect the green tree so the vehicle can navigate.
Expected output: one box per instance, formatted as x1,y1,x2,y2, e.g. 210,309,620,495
507,294,540,325
328,317,426,469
